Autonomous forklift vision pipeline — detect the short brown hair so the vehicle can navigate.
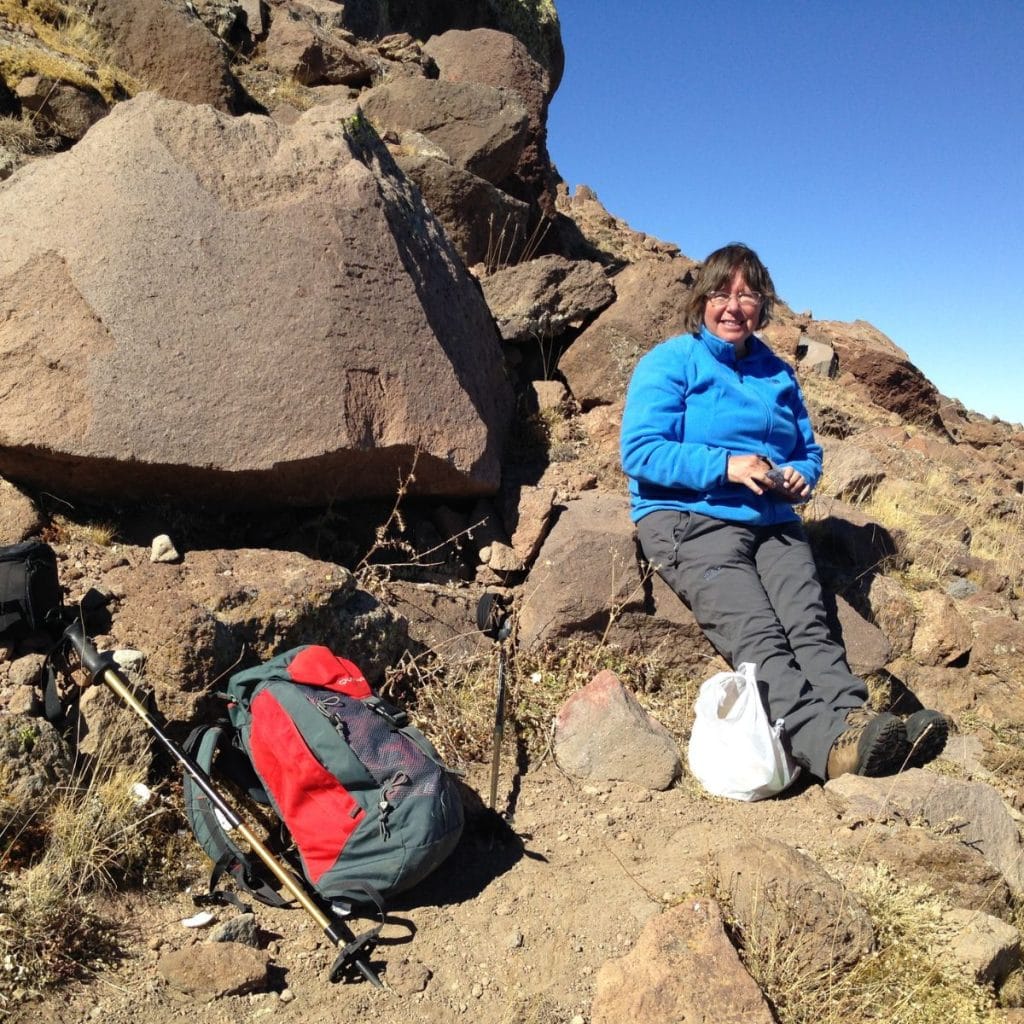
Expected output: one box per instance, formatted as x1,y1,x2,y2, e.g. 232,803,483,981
682,242,777,334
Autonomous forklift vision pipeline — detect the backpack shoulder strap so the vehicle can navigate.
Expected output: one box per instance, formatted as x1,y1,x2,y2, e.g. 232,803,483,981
182,724,289,910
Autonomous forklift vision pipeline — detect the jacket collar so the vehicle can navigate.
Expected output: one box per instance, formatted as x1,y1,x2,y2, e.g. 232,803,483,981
696,325,765,364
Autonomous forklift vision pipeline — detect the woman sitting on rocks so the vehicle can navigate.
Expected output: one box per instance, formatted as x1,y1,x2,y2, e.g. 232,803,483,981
620,242,947,782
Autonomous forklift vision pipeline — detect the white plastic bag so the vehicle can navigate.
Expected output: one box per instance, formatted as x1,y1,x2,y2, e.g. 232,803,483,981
687,663,799,801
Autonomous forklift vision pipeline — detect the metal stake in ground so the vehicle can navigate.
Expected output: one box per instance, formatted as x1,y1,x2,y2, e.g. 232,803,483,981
476,593,512,811
60,620,383,988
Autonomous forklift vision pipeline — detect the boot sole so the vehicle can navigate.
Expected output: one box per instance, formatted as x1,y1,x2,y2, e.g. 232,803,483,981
858,716,910,777
903,714,949,770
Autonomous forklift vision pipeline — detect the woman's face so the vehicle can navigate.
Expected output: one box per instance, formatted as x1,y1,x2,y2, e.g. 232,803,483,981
703,269,762,349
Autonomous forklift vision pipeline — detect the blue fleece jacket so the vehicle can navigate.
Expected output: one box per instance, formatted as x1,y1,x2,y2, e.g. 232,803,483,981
620,327,823,525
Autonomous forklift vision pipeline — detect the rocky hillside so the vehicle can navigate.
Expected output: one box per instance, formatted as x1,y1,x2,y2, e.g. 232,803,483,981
2,3,1024,1023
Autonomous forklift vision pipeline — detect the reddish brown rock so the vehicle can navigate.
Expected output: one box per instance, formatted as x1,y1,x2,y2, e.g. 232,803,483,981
716,838,875,978
393,151,531,268
361,77,530,186
517,492,714,677
263,6,375,85
89,0,245,113
833,594,892,675
424,27,556,206
812,319,942,426
866,574,917,659
592,899,774,1024
480,255,614,343
0,94,512,505
910,591,973,667
553,670,681,790
558,258,696,408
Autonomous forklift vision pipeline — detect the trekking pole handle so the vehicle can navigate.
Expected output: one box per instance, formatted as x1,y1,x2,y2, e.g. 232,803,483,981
61,622,383,986
61,621,245,834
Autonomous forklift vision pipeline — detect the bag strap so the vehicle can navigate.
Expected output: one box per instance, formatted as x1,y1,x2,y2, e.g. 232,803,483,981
182,724,290,910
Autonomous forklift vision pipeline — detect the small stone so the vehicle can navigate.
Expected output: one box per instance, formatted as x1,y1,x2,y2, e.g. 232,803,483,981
506,931,524,949
113,648,146,672
471,983,483,998
386,958,432,996
279,987,295,1003
151,534,181,563
208,913,259,948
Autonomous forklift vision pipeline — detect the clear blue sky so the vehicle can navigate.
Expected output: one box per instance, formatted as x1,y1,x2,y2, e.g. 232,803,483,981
547,1,1024,425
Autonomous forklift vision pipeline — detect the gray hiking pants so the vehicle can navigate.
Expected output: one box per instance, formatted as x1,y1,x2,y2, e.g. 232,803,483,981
637,510,867,781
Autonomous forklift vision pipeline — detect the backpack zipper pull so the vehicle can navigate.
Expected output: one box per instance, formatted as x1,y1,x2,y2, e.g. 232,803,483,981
377,772,411,840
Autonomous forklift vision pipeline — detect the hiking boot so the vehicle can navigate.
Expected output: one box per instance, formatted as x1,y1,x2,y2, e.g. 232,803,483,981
902,709,949,770
826,707,908,780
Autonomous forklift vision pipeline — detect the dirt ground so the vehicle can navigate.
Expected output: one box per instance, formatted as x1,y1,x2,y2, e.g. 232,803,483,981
19,756,865,1024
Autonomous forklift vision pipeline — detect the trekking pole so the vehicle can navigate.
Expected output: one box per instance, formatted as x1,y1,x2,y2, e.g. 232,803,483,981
60,619,383,988
476,594,511,811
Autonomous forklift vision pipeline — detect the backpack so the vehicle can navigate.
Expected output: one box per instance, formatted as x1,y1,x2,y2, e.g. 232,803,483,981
0,541,62,644
183,644,464,910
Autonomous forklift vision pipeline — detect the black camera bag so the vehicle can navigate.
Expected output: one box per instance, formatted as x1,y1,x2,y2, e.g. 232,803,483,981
0,541,61,643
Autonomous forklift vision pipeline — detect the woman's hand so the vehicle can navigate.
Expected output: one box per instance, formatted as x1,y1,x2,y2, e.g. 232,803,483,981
727,454,775,494
727,456,811,501
768,465,811,503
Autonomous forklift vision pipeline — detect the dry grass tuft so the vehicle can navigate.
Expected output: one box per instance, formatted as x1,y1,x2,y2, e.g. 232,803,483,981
730,864,994,1024
0,112,54,156
0,709,169,1005
42,512,118,547
232,59,317,113
855,469,1024,596
0,0,136,101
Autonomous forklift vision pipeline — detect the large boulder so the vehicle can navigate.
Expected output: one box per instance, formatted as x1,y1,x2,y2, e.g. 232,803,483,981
263,5,376,86
0,94,513,505
811,319,943,426
393,151,531,268
88,0,247,113
335,0,565,89
424,27,556,207
558,258,695,408
517,492,715,676
480,255,615,343
360,77,530,187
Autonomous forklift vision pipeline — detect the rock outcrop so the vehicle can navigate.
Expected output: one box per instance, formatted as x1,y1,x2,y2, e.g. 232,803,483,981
0,94,512,504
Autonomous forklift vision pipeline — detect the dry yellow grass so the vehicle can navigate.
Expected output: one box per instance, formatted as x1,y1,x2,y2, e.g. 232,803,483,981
0,0,136,101
0,710,168,1004
730,864,995,1024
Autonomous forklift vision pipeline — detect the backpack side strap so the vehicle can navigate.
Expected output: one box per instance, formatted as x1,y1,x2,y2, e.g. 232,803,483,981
183,724,290,909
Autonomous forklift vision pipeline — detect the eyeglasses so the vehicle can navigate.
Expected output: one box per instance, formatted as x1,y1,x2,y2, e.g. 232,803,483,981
706,290,763,311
